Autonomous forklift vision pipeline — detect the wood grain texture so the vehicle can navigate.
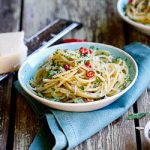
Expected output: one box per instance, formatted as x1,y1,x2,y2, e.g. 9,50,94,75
0,0,21,149
13,94,40,150
0,76,13,150
125,23,150,46
136,91,150,150
0,0,21,32
13,0,41,148
74,109,137,150
23,0,125,48
11,0,138,150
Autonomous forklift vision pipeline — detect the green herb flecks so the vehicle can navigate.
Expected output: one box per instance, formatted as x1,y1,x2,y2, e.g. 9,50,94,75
112,58,120,63
95,50,110,56
96,77,100,84
37,92,44,97
89,46,95,49
79,86,84,91
93,77,101,88
50,98,60,102
77,61,82,64
119,75,132,90
48,70,57,78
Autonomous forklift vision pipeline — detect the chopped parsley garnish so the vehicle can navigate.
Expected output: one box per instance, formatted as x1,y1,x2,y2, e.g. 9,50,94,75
79,86,84,91
112,58,120,63
48,70,57,78
96,77,100,84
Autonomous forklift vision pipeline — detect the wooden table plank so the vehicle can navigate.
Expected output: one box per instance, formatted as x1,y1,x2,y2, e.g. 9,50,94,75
0,0,21,32
0,76,13,150
13,0,137,149
0,0,21,149
137,91,150,150
13,94,40,150
125,24,150,45
125,24,150,150
75,109,136,150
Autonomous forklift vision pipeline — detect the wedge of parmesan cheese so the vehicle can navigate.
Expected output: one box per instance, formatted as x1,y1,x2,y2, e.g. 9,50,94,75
0,31,28,74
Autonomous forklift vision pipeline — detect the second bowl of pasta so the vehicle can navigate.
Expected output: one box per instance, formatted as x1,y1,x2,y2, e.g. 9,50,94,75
117,0,150,35
18,42,138,112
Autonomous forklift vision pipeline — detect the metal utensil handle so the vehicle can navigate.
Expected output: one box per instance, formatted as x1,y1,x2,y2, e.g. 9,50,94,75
26,19,82,55
29,22,80,57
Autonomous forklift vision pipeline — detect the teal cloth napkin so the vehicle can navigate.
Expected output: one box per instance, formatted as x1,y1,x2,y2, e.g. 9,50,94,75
15,43,150,150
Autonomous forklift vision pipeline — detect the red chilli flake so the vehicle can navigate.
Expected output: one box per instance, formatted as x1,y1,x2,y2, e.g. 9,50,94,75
85,61,92,68
86,71,95,78
79,47,87,55
88,49,92,54
79,47,92,55
64,64,70,71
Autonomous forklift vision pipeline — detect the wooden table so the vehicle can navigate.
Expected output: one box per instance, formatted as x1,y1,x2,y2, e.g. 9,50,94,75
0,0,150,149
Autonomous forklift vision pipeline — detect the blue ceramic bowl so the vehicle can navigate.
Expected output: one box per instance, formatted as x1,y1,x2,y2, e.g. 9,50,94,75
117,0,150,35
18,42,138,112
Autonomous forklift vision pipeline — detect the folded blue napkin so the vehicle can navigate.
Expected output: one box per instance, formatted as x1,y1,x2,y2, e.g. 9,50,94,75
15,43,150,150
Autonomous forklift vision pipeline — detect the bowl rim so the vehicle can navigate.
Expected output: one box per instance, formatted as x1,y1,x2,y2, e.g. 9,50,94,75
117,0,150,30
18,42,138,107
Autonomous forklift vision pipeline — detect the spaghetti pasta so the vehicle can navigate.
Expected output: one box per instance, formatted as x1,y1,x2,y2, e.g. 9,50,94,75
30,47,131,103
126,0,150,25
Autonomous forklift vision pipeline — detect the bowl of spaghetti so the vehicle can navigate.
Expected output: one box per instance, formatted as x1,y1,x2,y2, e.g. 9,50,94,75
117,0,150,35
18,42,138,112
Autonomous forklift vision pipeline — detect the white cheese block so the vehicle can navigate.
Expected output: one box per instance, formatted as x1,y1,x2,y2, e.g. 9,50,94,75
0,31,28,74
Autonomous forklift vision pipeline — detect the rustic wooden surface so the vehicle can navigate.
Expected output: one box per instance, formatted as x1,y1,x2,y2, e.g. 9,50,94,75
0,0,150,150
0,0,21,149
0,76,13,150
